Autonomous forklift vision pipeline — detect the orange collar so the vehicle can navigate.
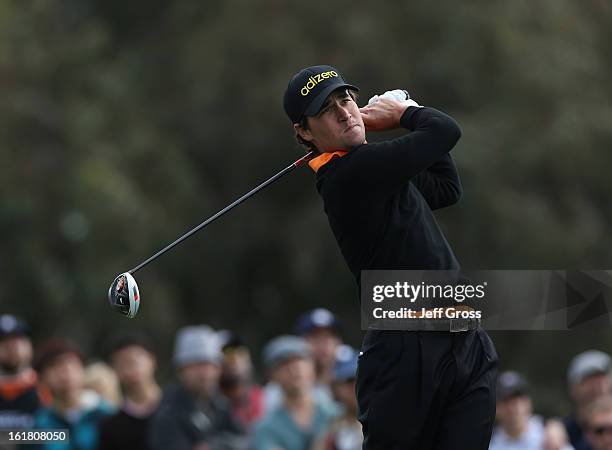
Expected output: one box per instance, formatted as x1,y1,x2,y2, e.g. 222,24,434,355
0,369,38,401
308,151,348,173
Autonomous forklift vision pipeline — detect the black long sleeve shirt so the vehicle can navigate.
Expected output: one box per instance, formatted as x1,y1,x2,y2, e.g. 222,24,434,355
313,106,463,283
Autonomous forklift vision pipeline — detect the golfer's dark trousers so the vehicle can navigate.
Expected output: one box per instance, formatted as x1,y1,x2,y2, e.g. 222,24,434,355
356,328,498,450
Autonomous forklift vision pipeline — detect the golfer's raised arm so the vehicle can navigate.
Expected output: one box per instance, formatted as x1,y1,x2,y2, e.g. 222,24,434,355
350,104,462,191
412,153,463,210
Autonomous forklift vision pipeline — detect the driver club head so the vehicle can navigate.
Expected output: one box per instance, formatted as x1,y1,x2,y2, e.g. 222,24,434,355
108,272,140,318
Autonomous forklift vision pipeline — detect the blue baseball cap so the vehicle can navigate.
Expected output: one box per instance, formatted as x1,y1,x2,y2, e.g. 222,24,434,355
334,345,358,382
295,308,341,336
0,314,29,340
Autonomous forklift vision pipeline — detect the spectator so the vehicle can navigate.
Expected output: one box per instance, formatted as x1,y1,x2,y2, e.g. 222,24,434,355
254,335,336,450
0,315,47,438
490,371,573,450
565,351,612,450
296,309,342,394
32,338,114,450
98,333,161,450
218,332,264,429
264,308,342,412
84,362,122,407
148,325,247,450
313,345,362,450
584,395,612,450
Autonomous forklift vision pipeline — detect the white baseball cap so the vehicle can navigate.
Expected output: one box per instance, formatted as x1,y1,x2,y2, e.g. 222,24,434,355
173,325,223,368
567,350,611,386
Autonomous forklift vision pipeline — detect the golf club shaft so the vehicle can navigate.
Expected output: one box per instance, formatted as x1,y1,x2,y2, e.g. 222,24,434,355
128,151,316,274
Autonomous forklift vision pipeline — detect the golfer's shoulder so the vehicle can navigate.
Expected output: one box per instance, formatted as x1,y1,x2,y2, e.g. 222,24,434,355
316,151,360,193
404,106,462,139
316,146,384,194
318,145,373,174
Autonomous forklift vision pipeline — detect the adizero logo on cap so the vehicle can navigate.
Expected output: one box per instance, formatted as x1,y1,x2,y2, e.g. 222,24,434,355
300,71,339,96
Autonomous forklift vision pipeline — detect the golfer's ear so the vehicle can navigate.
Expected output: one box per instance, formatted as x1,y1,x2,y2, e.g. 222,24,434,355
294,123,312,142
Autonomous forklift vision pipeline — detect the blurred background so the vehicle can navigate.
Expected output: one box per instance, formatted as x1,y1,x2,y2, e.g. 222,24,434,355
1,0,611,418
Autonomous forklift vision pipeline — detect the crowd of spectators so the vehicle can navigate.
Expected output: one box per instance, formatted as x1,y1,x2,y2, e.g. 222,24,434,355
1,311,612,450
0,310,358,450
490,351,612,450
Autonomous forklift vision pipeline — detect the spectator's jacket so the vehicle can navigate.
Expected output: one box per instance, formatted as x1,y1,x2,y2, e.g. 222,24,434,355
565,414,593,450
231,384,264,429
253,400,336,450
490,415,575,450
148,383,247,450
312,416,363,450
0,369,47,430
263,382,339,417
98,402,158,450
30,390,114,450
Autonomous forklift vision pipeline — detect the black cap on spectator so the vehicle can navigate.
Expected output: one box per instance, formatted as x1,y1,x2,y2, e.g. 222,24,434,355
220,333,247,352
497,371,529,401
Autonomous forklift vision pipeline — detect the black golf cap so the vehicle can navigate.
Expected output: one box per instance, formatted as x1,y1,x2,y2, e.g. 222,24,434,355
283,65,359,124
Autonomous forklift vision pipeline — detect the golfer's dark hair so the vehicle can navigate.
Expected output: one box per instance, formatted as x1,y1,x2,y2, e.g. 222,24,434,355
295,89,359,153
296,117,318,153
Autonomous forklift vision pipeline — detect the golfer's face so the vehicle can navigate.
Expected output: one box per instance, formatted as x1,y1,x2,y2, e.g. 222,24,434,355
304,90,365,151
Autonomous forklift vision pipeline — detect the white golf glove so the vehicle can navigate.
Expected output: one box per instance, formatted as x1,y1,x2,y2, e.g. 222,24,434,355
367,89,421,108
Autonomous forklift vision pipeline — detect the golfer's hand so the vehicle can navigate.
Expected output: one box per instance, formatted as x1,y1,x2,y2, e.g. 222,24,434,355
359,98,410,132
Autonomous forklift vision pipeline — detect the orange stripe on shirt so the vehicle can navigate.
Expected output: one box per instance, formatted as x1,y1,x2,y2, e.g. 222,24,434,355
308,151,348,173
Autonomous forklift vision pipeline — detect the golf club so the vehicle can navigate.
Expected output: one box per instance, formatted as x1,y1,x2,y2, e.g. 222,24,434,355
108,151,316,318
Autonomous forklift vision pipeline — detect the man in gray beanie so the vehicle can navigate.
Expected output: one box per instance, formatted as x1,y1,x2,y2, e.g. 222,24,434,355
254,335,336,450
148,325,247,450
564,350,612,450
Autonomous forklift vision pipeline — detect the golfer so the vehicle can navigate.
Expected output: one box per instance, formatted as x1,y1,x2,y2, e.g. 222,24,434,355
283,65,498,450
